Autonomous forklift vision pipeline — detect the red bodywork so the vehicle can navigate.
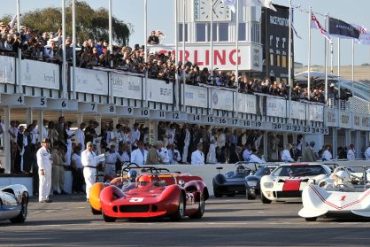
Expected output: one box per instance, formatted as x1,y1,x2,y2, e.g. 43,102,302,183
100,174,209,220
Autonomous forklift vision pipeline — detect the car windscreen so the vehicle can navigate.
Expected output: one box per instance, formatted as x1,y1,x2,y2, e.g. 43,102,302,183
254,167,272,176
272,165,327,177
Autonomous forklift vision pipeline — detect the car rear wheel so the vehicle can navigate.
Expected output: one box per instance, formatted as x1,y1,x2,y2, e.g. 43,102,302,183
103,212,116,222
10,193,28,224
189,193,205,219
305,217,317,222
170,194,185,221
261,193,272,204
213,189,222,198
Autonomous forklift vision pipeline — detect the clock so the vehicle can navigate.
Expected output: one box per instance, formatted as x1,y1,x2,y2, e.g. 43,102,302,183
194,0,231,22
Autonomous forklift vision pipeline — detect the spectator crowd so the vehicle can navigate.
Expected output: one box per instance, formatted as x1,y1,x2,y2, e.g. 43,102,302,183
0,20,352,104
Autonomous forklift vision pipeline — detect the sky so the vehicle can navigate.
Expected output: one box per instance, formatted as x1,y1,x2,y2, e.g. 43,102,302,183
1,0,369,66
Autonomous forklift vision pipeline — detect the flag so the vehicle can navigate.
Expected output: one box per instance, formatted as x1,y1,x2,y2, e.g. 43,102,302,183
223,0,236,13
291,8,301,39
328,17,360,39
353,24,370,45
258,0,277,12
311,13,331,41
246,0,277,12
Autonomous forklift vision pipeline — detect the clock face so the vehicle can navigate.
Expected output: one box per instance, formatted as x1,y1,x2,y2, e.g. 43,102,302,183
194,0,231,22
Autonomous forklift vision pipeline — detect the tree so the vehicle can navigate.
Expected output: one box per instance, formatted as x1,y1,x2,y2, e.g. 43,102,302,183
15,0,131,46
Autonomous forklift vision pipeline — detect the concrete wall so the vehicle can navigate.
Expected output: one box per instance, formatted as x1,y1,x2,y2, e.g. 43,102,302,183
2,160,370,198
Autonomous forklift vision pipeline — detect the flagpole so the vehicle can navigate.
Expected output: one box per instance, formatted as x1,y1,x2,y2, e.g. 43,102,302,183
62,0,67,99
182,0,186,111
16,0,22,92
324,13,328,104
174,0,179,111
307,7,312,101
144,0,148,107
72,0,76,100
235,0,239,116
337,38,341,108
108,0,113,53
210,1,214,81
288,0,292,122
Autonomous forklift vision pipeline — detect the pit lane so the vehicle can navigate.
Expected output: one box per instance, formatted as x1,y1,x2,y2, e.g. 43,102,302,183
1,195,370,247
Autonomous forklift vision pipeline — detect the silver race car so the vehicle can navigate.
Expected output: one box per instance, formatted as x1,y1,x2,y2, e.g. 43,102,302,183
0,184,29,223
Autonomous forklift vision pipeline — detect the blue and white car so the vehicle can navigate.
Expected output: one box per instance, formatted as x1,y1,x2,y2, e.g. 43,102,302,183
0,184,29,223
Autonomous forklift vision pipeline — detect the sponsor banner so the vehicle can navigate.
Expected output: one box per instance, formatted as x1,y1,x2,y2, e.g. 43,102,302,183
308,104,324,122
339,112,351,129
184,85,208,108
111,73,142,99
151,45,262,71
329,17,360,39
235,93,256,114
353,114,361,128
361,116,369,129
325,109,338,127
266,97,286,117
290,101,306,120
147,79,173,104
21,59,59,89
210,88,234,111
0,56,15,84
74,67,108,95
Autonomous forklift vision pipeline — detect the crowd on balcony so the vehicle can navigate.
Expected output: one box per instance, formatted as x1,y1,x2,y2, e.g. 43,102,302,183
0,21,352,103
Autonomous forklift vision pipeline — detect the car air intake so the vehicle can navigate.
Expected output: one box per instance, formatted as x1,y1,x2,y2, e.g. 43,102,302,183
119,205,150,212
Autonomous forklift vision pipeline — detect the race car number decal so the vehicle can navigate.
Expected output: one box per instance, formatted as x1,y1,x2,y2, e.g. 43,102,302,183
129,197,144,203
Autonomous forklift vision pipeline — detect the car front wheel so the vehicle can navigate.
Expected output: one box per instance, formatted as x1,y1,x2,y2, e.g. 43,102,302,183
10,193,28,224
261,192,272,204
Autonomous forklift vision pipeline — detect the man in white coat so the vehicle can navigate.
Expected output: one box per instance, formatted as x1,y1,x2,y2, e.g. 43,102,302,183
81,141,99,201
36,138,53,203
365,145,370,160
191,143,205,165
130,141,148,166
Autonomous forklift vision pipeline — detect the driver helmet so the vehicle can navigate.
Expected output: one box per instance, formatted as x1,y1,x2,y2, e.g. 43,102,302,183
127,170,137,182
236,165,245,174
138,175,152,187
335,170,351,185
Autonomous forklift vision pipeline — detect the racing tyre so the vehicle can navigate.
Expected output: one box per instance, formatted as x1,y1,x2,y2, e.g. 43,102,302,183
189,193,205,219
91,207,102,215
247,192,256,200
261,193,272,204
213,189,222,198
103,212,117,222
305,217,317,222
10,193,28,224
170,194,185,221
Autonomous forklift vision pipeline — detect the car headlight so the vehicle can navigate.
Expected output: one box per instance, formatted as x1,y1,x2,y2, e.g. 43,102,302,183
263,182,274,188
247,180,258,187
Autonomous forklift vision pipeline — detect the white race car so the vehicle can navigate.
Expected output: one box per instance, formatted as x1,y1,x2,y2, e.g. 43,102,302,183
299,167,370,221
260,163,331,204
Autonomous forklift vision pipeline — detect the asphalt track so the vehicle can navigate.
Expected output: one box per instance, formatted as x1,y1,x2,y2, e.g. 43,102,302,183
1,195,370,247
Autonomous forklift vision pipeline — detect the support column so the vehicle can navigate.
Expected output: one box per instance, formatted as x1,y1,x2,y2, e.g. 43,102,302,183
26,108,33,124
355,130,361,159
77,114,84,125
365,132,369,149
3,107,11,173
38,110,44,141
94,115,102,136
263,131,268,161
112,117,119,129
148,120,158,145
345,129,352,147
283,133,288,149
332,128,338,159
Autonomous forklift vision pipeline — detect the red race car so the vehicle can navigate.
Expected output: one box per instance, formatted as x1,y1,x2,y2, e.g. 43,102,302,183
90,165,209,222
